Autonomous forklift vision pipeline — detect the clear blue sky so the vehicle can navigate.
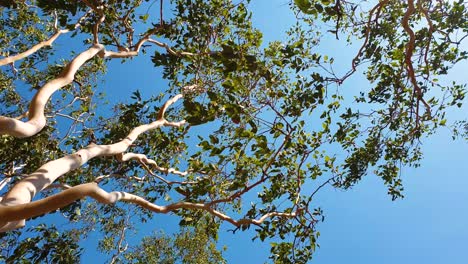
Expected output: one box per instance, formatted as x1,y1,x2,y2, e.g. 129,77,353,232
45,1,468,262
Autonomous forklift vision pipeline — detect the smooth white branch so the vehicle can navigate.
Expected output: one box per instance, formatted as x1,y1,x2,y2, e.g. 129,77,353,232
0,182,299,230
0,9,93,67
100,30,195,59
0,44,104,138
117,152,188,177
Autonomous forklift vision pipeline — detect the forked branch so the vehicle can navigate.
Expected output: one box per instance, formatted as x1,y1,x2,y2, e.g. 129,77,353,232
0,94,185,231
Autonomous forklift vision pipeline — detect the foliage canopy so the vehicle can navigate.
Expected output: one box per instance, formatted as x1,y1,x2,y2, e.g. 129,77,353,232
0,0,467,262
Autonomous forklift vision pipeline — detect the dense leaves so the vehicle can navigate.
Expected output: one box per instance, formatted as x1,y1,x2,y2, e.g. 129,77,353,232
0,224,82,263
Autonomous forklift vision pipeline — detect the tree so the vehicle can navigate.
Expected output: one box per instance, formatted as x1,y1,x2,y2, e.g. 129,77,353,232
0,0,466,262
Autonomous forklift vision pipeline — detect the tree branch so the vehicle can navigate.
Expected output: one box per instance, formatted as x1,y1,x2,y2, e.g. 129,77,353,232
100,30,195,58
0,8,93,67
116,152,189,177
403,0,432,122
0,44,104,138
327,0,389,84
0,182,299,232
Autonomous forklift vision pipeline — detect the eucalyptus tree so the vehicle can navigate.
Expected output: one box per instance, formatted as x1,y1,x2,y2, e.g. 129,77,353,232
0,0,466,263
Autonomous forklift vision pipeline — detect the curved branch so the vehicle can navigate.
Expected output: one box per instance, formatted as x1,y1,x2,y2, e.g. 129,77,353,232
147,38,196,57
0,182,299,232
93,14,106,45
100,29,195,59
94,173,146,183
403,0,431,119
0,30,64,66
1,94,184,205
0,44,105,138
117,152,188,177
113,153,197,190
331,0,389,83
417,0,434,72
0,8,93,67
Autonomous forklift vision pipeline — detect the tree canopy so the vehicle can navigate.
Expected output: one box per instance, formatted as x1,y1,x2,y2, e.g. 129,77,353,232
0,0,467,263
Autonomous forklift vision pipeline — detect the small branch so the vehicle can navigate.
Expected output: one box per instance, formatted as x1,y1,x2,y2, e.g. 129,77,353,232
100,29,196,59
331,0,389,84
54,96,88,114
117,153,189,177
14,111,29,120
54,113,85,123
1,163,27,192
120,1,141,47
0,178,12,193
113,153,197,189
94,173,146,183
181,84,204,96
160,0,164,27
93,14,106,45
109,217,129,264
0,31,62,66
208,134,290,206
147,38,196,57
44,183,72,190
417,0,434,77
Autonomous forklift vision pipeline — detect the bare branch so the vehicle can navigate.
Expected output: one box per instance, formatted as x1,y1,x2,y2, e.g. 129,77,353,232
94,173,146,183
147,38,196,57
110,216,129,264
93,14,106,45
329,0,389,84
100,30,195,59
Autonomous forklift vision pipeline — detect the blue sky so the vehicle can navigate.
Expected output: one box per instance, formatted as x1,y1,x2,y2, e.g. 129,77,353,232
39,0,468,262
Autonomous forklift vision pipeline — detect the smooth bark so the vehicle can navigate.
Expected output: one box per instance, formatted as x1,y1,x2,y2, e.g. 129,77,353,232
0,182,298,229
0,44,105,138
